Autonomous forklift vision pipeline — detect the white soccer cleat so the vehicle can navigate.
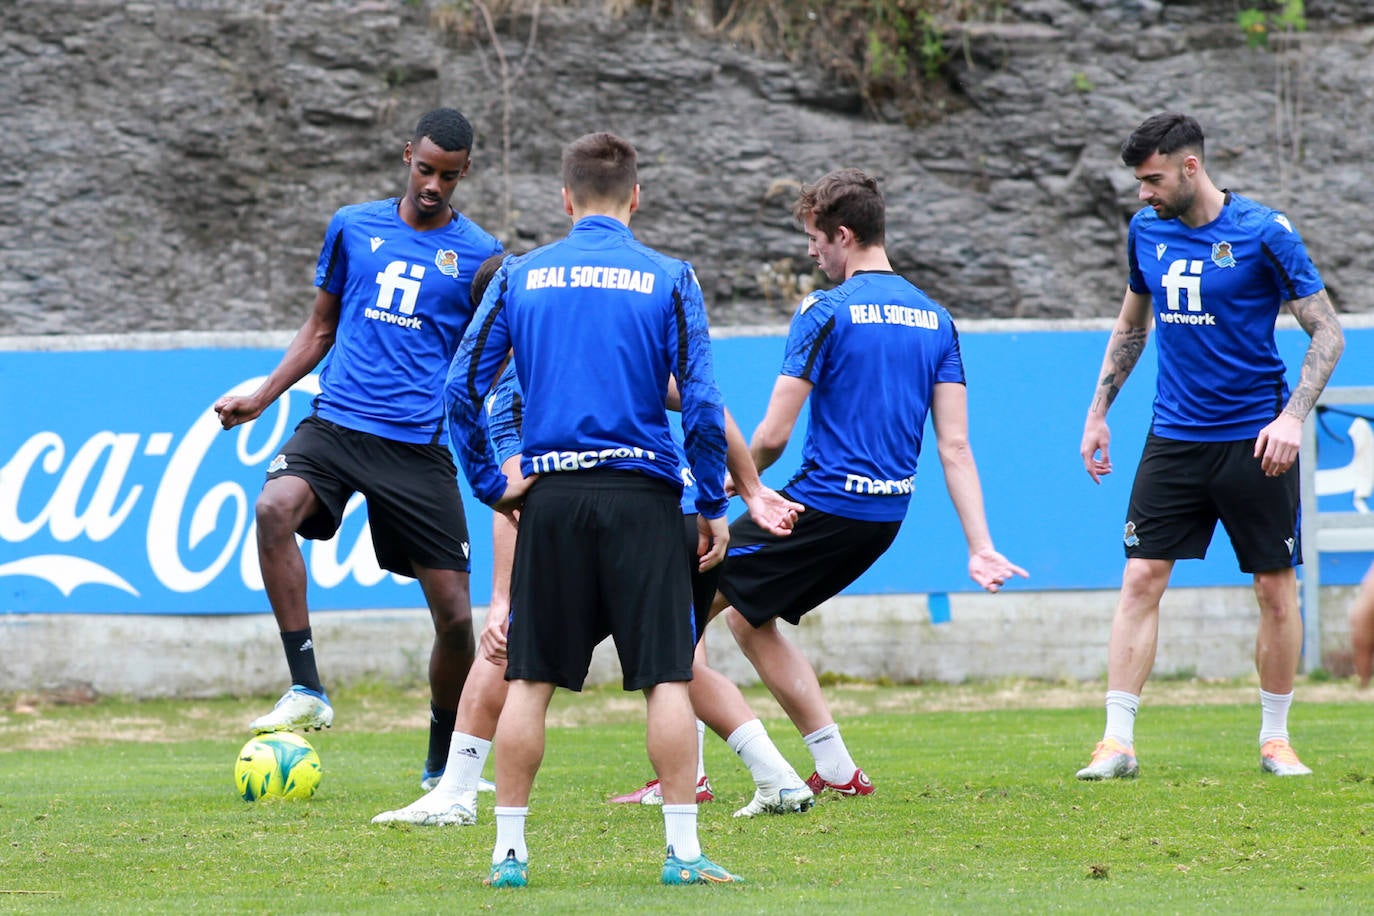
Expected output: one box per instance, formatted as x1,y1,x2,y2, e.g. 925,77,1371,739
1260,738,1313,776
249,686,334,733
731,780,815,818
1075,738,1139,780
371,791,478,827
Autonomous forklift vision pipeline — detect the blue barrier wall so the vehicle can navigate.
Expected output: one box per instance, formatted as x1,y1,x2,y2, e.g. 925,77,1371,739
3,325,1372,614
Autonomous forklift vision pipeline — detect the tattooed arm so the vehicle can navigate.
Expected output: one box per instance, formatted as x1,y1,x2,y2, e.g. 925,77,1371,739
1252,288,1346,476
1080,287,1152,483
1282,288,1345,422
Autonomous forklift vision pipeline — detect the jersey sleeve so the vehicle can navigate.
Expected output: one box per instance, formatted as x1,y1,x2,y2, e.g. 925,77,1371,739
671,265,728,519
484,362,524,467
1259,211,1324,301
937,319,967,384
314,208,350,295
1125,216,1148,295
779,292,834,382
446,266,514,506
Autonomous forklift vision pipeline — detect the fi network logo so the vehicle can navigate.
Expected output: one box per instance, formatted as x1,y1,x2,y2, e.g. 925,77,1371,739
375,261,426,314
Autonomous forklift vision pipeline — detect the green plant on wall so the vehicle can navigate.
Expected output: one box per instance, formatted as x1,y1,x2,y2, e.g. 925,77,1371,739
1237,0,1306,47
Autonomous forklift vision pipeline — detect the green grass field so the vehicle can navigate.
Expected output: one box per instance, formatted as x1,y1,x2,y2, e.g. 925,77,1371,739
3,679,1373,914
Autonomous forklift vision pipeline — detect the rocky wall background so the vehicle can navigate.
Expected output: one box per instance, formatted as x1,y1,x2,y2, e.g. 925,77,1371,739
3,0,1372,335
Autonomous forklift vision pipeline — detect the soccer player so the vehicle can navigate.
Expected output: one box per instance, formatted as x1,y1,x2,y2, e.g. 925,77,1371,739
445,131,742,887
213,109,502,791
1075,112,1345,780
708,168,1027,800
373,363,814,826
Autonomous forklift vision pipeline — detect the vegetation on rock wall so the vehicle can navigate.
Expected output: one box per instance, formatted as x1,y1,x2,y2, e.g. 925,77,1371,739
429,0,1006,122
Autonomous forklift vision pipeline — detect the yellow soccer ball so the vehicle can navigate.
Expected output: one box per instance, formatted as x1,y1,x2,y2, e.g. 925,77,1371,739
234,732,322,801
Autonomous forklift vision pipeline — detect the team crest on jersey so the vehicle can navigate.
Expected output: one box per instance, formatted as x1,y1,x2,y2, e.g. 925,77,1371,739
799,293,819,314
1155,243,1167,261
1211,241,1236,269
268,454,288,473
435,249,460,279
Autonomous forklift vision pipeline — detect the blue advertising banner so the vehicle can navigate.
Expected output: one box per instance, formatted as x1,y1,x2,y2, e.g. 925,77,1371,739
2,325,1372,614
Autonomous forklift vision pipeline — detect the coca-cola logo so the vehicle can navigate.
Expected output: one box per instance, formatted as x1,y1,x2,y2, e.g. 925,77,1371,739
0,373,408,609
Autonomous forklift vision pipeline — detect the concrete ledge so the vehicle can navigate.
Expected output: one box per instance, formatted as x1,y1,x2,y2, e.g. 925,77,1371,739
2,586,1360,699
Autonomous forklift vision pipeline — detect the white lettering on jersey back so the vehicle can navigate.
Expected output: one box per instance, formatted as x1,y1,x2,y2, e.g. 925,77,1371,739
848,303,938,328
530,445,659,473
525,266,567,289
567,266,655,293
844,473,914,495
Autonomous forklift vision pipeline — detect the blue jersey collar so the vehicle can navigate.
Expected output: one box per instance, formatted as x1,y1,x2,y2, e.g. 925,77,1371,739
570,214,634,238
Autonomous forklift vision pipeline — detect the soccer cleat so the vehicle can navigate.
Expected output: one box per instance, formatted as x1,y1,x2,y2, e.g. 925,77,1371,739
732,781,815,818
249,686,333,733
1075,738,1139,780
1260,738,1313,776
371,791,477,826
661,847,742,885
609,775,714,805
805,767,875,796
485,850,528,888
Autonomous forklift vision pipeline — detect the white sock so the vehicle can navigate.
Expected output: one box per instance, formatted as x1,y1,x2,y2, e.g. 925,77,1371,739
1103,691,1140,747
695,719,707,782
662,803,700,861
802,723,857,785
1259,689,1294,745
727,719,796,789
493,806,528,864
432,733,490,801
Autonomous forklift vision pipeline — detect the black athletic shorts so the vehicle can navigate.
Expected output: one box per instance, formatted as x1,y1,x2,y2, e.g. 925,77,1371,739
1124,432,1301,574
265,415,471,578
506,470,695,691
717,496,901,627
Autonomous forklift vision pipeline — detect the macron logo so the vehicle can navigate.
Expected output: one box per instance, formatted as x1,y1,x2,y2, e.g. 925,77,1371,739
370,236,384,252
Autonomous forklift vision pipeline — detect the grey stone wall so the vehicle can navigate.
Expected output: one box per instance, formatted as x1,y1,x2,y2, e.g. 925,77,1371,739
3,1,1372,335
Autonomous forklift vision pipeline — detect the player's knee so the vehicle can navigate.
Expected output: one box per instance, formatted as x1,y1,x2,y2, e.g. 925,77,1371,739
254,492,299,540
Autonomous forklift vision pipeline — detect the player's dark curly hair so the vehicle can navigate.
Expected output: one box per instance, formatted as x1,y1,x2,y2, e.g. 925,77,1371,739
792,168,885,247
1121,113,1204,167
414,108,474,153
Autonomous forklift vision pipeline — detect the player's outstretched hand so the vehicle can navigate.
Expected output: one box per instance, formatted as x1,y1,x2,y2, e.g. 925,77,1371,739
969,548,1029,594
742,486,804,537
697,513,729,572
213,395,263,430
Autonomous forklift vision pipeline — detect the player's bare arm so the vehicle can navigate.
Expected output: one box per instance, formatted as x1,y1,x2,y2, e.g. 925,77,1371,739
1081,288,1151,482
1254,288,1345,476
749,375,812,473
932,382,1028,592
214,288,341,430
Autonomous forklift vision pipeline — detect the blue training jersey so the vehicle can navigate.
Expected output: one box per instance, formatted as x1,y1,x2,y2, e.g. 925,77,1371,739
311,198,502,444
486,361,699,515
779,271,965,523
1127,191,1324,441
446,215,728,517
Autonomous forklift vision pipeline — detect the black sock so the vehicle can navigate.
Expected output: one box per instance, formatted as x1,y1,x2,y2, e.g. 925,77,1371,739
426,702,458,773
281,628,324,695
